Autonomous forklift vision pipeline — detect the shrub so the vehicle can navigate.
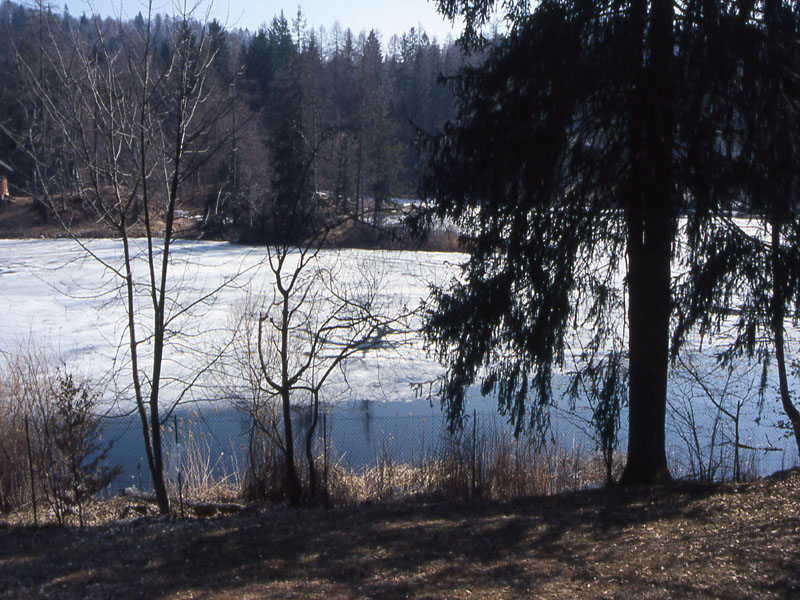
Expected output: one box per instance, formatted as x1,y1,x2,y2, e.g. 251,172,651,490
35,371,121,526
0,350,120,524
0,377,29,513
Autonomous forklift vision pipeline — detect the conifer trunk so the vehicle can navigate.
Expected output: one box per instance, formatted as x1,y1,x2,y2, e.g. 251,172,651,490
622,196,672,483
620,0,674,484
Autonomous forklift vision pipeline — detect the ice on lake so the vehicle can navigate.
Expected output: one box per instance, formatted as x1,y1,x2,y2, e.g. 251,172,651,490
1,237,797,479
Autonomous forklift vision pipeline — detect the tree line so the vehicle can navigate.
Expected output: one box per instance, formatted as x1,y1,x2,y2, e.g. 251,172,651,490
0,0,467,244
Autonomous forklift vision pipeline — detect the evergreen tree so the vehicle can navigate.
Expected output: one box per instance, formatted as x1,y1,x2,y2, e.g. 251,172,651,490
243,27,273,108
387,26,460,196
675,1,800,458
299,29,323,195
329,28,358,212
354,30,400,227
424,0,765,483
266,13,311,240
241,13,315,242
208,18,231,80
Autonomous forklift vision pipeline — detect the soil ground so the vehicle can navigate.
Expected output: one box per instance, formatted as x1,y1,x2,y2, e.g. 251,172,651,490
0,196,199,240
2,471,799,599
0,195,459,250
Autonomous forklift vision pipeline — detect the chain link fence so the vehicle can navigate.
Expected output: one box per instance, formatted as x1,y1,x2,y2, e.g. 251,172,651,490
100,399,798,502
3,395,798,523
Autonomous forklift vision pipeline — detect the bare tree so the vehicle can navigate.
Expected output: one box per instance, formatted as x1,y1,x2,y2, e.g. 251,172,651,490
668,351,775,482
12,2,240,514
221,244,410,507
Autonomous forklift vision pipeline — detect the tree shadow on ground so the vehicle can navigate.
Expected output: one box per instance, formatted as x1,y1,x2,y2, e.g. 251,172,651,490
2,477,799,599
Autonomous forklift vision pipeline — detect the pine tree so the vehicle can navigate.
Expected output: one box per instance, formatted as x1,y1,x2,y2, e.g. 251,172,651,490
354,31,400,230
424,0,768,483
675,1,800,459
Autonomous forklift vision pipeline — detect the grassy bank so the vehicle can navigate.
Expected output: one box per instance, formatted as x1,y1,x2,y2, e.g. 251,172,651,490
2,470,799,599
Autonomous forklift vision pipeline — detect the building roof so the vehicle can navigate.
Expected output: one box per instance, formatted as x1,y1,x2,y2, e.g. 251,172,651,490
0,159,13,174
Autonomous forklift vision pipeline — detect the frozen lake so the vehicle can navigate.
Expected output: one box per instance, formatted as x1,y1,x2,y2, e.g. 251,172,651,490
0,237,797,481
0,238,458,405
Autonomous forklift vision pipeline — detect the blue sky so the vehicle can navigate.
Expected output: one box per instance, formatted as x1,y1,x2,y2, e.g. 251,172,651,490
71,0,463,41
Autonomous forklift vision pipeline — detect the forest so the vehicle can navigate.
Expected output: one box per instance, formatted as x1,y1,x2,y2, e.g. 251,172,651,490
0,0,470,245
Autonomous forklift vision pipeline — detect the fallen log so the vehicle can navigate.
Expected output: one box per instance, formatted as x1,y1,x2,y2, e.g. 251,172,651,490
121,487,247,517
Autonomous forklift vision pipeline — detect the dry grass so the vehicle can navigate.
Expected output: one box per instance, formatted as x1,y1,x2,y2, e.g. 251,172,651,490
1,470,799,598
326,434,621,507
0,404,29,513
0,439,616,525
164,420,243,505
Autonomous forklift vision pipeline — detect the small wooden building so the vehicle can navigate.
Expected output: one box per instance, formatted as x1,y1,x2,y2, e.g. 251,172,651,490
0,159,12,199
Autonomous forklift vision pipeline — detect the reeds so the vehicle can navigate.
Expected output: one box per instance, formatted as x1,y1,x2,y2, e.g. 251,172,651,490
324,426,616,507
155,412,617,509
164,414,244,504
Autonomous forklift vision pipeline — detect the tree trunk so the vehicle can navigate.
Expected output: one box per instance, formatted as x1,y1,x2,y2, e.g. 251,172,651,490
620,0,673,484
770,221,800,458
149,401,170,514
122,229,170,515
282,387,302,507
280,297,302,507
305,392,319,501
622,199,672,484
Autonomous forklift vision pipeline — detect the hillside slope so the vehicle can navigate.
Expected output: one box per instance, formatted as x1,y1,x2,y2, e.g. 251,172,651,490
2,471,799,599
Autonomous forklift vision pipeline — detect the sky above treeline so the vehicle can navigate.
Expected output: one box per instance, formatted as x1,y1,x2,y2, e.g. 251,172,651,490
70,0,464,41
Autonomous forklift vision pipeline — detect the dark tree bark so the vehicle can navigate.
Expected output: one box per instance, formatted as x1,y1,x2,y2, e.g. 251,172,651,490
771,221,800,458
622,197,672,483
280,290,302,508
620,0,674,483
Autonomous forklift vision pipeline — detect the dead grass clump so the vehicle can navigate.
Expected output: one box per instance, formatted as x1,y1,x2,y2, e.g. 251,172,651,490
324,428,610,506
477,434,591,498
0,384,30,513
240,422,289,503
164,416,244,505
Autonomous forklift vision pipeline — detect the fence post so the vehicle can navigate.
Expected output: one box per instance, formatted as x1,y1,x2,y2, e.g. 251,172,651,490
174,415,184,519
471,410,477,503
323,412,329,510
24,415,38,527
734,404,741,483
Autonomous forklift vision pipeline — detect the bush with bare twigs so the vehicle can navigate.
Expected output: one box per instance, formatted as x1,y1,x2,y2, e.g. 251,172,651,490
0,350,120,525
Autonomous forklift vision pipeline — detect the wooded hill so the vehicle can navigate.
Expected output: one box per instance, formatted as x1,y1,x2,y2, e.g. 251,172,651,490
0,1,474,244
